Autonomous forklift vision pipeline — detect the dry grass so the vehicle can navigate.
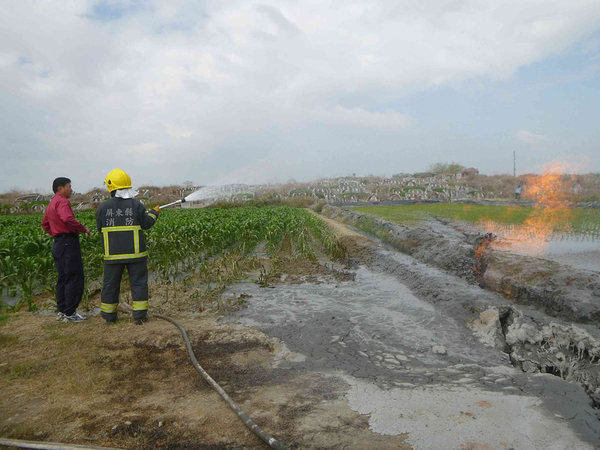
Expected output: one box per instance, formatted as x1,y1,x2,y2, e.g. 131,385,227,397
0,189,28,205
0,225,414,449
0,312,277,448
0,309,410,449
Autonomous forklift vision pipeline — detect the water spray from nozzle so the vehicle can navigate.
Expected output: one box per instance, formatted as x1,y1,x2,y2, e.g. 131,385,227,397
157,184,237,210
159,198,187,210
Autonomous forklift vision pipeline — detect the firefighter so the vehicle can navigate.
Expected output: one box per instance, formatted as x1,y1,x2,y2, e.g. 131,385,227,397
96,169,160,325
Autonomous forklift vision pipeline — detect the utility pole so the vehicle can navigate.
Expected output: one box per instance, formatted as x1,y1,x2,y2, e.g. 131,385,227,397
513,151,516,179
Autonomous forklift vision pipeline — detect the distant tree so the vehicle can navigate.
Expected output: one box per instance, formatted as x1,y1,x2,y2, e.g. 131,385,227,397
427,161,465,175
412,172,436,179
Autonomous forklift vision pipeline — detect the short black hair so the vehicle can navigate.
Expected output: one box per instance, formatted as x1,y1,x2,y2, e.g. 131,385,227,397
52,177,71,194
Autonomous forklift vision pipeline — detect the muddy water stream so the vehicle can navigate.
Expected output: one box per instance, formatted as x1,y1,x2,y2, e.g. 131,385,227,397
224,261,600,449
225,267,503,378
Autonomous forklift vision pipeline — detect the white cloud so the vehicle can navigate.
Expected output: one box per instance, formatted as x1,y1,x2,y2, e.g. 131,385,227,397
517,130,545,145
127,142,159,154
165,124,193,139
1,0,599,189
314,106,411,130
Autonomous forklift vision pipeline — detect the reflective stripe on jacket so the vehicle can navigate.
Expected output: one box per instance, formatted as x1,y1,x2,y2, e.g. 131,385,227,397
96,197,158,264
102,225,148,260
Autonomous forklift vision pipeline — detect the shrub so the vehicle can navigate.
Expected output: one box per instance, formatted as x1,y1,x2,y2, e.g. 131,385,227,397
312,202,325,213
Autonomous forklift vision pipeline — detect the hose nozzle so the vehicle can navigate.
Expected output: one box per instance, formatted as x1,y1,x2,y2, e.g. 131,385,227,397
159,198,186,210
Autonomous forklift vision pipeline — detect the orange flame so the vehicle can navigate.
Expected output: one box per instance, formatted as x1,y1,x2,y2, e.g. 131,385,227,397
513,161,572,253
476,160,577,256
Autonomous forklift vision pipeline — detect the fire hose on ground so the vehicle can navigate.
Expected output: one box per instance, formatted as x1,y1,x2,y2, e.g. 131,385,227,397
152,312,289,450
0,440,124,450
1,199,288,450
1,307,289,450
153,200,288,448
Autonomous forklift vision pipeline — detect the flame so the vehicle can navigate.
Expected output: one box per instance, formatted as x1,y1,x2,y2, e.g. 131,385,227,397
510,161,572,254
476,159,577,257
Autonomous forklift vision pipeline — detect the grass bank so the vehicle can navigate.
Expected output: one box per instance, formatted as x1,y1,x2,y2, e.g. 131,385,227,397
351,204,600,235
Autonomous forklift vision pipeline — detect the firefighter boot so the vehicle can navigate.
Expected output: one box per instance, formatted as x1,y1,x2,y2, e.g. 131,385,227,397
134,317,148,325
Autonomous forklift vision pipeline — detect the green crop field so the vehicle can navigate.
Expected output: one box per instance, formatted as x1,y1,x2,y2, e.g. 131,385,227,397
0,206,344,312
351,204,600,236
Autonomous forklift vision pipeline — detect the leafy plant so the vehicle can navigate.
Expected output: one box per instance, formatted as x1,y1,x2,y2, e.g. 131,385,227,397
0,206,346,311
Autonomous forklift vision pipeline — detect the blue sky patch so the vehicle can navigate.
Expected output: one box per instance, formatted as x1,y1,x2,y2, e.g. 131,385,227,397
88,1,139,22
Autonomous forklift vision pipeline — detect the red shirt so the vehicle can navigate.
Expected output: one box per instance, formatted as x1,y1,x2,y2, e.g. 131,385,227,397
41,195,87,237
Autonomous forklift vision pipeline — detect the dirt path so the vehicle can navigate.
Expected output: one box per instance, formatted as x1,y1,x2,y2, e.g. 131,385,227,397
308,209,375,262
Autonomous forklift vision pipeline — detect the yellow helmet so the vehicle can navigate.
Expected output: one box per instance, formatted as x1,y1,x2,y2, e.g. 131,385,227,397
104,169,132,192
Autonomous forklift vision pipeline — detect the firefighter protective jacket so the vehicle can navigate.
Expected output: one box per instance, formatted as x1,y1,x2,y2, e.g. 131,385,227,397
96,197,159,264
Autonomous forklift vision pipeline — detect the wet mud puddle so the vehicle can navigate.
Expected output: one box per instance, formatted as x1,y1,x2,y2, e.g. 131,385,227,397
224,266,600,449
499,237,600,273
226,267,501,376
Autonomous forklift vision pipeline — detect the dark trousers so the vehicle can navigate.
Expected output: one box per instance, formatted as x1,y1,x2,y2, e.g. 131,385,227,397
52,234,84,316
101,260,149,322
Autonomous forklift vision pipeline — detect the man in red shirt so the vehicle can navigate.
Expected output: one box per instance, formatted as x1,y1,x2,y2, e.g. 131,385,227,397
42,177,91,323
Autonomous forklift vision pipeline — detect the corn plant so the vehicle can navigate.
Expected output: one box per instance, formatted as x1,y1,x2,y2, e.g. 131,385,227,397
0,205,345,311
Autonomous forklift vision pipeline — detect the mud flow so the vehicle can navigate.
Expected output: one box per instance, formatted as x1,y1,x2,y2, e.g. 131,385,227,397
223,213,600,449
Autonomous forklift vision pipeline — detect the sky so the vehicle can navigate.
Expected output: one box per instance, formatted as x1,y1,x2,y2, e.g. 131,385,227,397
1,0,599,193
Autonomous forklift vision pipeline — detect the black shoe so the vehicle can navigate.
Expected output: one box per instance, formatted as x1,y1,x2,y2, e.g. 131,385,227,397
106,320,117,326
134,317,148,325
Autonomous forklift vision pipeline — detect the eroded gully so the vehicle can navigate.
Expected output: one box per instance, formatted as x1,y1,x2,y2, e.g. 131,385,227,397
223,242,600,449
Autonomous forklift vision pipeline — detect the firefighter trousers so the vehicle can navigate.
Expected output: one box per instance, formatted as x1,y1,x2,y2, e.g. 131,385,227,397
100,260,149,322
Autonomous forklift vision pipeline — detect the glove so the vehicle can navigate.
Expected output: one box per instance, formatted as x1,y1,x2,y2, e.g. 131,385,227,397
152,205,161,214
